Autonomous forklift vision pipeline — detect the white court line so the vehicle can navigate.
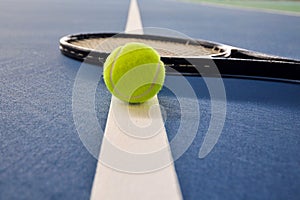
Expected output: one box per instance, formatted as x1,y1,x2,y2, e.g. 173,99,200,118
182,0,300,17
125,0,144,34
90,0,183,199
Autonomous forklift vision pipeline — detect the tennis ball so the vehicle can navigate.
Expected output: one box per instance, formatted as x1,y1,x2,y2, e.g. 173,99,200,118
103,42,165,103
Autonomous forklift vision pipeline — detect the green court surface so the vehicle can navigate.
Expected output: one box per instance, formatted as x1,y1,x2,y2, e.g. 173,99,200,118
182,0,300,13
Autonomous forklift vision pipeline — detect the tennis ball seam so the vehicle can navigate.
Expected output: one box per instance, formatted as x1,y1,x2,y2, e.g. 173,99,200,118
109,45,163,101
109,46,124,96
125,62,163,100
109,45,127,99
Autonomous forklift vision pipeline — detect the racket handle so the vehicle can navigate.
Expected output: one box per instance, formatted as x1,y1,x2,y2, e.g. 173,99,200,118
163,57,300,82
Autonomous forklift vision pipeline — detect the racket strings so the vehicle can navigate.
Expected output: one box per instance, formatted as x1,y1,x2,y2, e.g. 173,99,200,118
70,37,215,57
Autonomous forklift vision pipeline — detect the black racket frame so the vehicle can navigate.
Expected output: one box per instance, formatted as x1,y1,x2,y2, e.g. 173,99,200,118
60,33,300,83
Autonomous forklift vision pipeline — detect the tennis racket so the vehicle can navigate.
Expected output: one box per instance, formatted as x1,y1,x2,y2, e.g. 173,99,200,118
59,32,300,82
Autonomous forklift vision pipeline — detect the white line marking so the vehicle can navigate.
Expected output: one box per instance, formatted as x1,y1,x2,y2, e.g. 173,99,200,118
90,0,183,199
183,0,300,17
125,0,144,34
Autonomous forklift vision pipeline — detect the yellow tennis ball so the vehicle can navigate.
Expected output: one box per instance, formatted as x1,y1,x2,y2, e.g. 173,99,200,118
103,42,165,103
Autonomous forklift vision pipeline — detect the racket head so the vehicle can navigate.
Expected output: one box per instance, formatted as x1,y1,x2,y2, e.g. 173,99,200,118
60,32,300,82
59,32,229,65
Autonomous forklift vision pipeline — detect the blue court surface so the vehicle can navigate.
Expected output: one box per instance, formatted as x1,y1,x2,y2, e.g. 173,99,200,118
1,0,300,199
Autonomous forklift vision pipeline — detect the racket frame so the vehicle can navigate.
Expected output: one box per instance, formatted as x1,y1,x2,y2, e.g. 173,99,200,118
59,32,300,82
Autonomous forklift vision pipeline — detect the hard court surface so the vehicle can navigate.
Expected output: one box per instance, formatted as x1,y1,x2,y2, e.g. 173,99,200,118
0,0,300,199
